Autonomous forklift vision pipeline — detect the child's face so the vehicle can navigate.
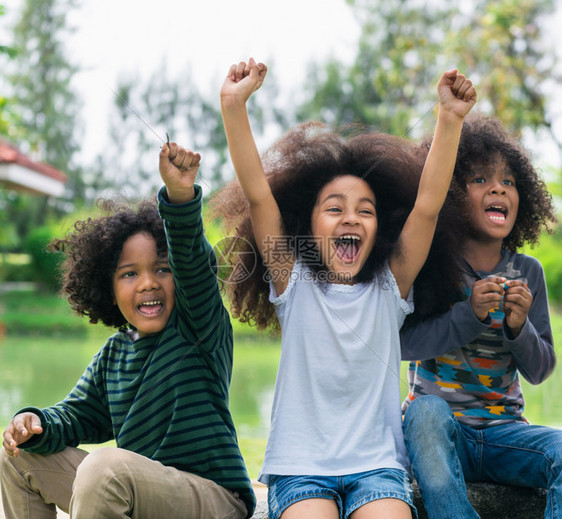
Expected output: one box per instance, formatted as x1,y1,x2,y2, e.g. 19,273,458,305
311,175,377,283
112,232,175,337
465,157,519,244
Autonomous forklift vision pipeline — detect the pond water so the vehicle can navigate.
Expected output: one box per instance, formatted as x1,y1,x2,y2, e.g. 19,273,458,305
1,328,562,438
0,330,281,438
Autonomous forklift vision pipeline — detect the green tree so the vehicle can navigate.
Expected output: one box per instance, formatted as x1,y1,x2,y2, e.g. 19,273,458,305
103,65,222,199
297,0,458,137
0,3,18,138
102,61,289,198
0,0,86,253
0,3,20,251
453,1,558,135
9,0,84,212
298,0,560,148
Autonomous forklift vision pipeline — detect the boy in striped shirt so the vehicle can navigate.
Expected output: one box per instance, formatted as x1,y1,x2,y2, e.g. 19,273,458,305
1,143,255,518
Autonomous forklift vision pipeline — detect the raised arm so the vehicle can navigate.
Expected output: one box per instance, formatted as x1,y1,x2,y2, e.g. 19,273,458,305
220,58,293,295
158,145,231,350
391,70,477,298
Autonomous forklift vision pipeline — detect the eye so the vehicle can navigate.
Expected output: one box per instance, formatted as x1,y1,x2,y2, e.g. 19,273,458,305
470,177,486,184
326,207,342,213
359,208,375,215
121,271,136,279
503,178,515,186
157,266,172,274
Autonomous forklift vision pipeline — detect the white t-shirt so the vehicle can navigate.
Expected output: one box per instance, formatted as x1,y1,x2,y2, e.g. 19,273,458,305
258,261,413,484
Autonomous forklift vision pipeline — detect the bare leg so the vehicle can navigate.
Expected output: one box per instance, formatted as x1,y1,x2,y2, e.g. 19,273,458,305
281,498,339,519
350,497,412,519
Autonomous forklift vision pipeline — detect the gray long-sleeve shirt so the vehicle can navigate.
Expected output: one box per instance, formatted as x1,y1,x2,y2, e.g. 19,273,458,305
401,250,555,428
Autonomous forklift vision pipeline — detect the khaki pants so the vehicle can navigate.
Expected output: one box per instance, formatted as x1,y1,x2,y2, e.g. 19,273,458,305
0,446,247,519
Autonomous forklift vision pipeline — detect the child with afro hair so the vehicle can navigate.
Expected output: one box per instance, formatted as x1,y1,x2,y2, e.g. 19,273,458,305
1,143,256,519
401,114,559,518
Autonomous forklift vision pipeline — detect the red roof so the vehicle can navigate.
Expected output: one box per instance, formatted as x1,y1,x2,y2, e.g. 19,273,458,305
0,140,68,183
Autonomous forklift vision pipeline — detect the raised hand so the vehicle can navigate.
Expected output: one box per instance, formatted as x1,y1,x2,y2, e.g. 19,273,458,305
159,142,201,204
2,412,43,457
220,58,268,108
437,69,477,119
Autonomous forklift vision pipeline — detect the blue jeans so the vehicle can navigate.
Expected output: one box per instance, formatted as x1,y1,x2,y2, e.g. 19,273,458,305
267,469,416,519
403,395,562,519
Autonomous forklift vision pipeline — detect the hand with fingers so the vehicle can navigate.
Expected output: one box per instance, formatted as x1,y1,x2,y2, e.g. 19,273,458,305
437,69,477,119
503,279,533,337
159,142,201,204
220,57,268,109
470,277,506,322
2,412,43,457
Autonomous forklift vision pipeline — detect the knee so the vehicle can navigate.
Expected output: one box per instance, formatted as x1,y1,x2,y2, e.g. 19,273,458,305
403,396,455,445
72,448,138,517
546,436,562,471
404,395,451,429
74,447,133,494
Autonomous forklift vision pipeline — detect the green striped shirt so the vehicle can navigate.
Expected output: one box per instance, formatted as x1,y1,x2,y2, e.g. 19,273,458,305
19,185,256,516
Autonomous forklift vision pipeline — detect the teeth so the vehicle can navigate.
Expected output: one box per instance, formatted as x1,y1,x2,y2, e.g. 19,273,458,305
338,235,360,241
140,301,161,306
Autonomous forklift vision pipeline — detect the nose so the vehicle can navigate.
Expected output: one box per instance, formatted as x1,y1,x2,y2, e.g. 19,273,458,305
489,180,506,195
342,210,360,225
138,271,159,291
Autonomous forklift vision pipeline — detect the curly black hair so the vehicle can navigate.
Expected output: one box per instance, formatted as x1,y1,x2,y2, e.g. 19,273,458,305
49,199,167,329
212,122,425,331
452,114,556,250
408,113,557,322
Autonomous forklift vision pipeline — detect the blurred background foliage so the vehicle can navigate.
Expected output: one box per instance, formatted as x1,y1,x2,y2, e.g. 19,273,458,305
0,0,561,300
1,0,561,476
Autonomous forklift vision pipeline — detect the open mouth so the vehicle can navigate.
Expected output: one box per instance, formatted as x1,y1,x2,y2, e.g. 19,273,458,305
485,205,507,222
137,300,164,316
334,235,362,264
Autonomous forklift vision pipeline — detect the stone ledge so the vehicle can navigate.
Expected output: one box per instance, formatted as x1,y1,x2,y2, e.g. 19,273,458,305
414,481,547,519
251,501,268,518
249,482,547,518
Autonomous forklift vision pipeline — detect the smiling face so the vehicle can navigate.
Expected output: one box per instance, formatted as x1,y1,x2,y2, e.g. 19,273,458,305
465,156,519,246
310,175,377,283
112,232,175,337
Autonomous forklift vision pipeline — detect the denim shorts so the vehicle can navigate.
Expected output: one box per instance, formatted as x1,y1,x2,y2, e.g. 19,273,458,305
267,468,417,519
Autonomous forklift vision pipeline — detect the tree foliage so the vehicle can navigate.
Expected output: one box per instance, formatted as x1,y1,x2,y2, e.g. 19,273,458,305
9,0,85,201
0,3,17,138
297,0,457,138
100,64,226,199
298,0,560,152
453,0,556,133
101,62,290,199
0,0,86,251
